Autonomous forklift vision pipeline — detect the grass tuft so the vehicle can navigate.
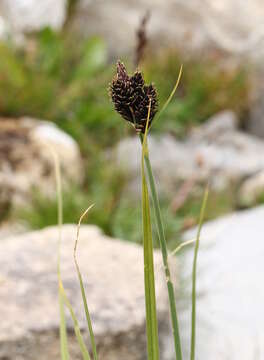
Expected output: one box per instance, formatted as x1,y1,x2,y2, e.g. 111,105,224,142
50,143,93,360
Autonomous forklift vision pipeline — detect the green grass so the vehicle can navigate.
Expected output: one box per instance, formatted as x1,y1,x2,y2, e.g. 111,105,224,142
52,141,96,360
15,185,182,247
15,182,233,252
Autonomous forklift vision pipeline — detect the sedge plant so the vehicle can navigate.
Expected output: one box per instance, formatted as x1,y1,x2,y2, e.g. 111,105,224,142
52,60,208,360
110,61,183,359
110,61,208,360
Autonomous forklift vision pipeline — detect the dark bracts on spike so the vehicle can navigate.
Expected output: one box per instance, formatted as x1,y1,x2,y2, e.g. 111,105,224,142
110,61,158,133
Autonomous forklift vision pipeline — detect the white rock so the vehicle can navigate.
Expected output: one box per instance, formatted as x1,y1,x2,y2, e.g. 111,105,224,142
73,0,264,61
180,206,264,359
0,0,67,33
189,110,238,142
0,224,173,359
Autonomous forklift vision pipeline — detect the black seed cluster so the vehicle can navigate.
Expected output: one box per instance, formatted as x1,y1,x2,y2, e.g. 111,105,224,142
110,61,158,133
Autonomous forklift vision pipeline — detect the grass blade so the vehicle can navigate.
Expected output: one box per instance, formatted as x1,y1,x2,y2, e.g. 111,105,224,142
190,186,209,360
156,64,183,122
59,291,70,360
48,144,70,360
59,280,92,360
74,206,98,360
141,103,160,360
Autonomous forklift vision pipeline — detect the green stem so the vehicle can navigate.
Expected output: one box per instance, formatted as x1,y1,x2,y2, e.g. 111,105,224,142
190,187,209,360
74,206,98,360
51,147,70,360
139,134,183,360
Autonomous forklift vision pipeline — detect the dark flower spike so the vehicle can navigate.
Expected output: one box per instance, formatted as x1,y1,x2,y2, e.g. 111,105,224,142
110,61,158,133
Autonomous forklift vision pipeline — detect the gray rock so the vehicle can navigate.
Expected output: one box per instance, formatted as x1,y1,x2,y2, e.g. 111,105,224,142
72,0,264,61
0,117,83,210
247,69,264,139
112,111,264,202
0,16,9,40
0,221,27,239
0,0,67,33
238,170,264,206
0,225,174,359
180,206,264,359
189,110,238,142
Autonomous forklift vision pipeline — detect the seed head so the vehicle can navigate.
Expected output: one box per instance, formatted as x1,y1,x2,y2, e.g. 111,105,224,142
110,61,158,133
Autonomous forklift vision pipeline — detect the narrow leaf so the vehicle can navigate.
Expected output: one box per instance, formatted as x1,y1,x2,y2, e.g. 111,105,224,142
48,144,70,360
190,186,209,360
74,205,98,360
156,64,183,121
170,238,196,256
59,280,92,360
59,291,70,360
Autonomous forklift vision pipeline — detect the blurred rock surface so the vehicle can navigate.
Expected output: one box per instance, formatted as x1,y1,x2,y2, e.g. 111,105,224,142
0,224,173,360
0,15,8,40
179,205,264,359
238,170,264,207
72,0,264,62
0,221,27,240
246,68,264,139
0,0,67,34
0,0,264,63
112,110,264,204
0,117,83,211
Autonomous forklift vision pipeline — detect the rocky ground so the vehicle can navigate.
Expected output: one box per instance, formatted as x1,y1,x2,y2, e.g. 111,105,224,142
0,117,83,215
180,206,264,360
0,225,174,360
1,194,264,359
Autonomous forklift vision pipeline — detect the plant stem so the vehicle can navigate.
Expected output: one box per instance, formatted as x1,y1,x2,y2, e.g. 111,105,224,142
74,206,98,360
190,187,209,360
139,134,183,360
50,146,70,360
141,110,160,360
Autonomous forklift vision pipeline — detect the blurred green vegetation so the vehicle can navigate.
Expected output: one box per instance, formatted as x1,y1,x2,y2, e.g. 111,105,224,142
142,52,250,136
17,185,234,249
0,28,250,245
0,28,250,146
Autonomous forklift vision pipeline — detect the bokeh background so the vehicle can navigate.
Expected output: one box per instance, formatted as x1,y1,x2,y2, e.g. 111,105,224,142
0,1,264,359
